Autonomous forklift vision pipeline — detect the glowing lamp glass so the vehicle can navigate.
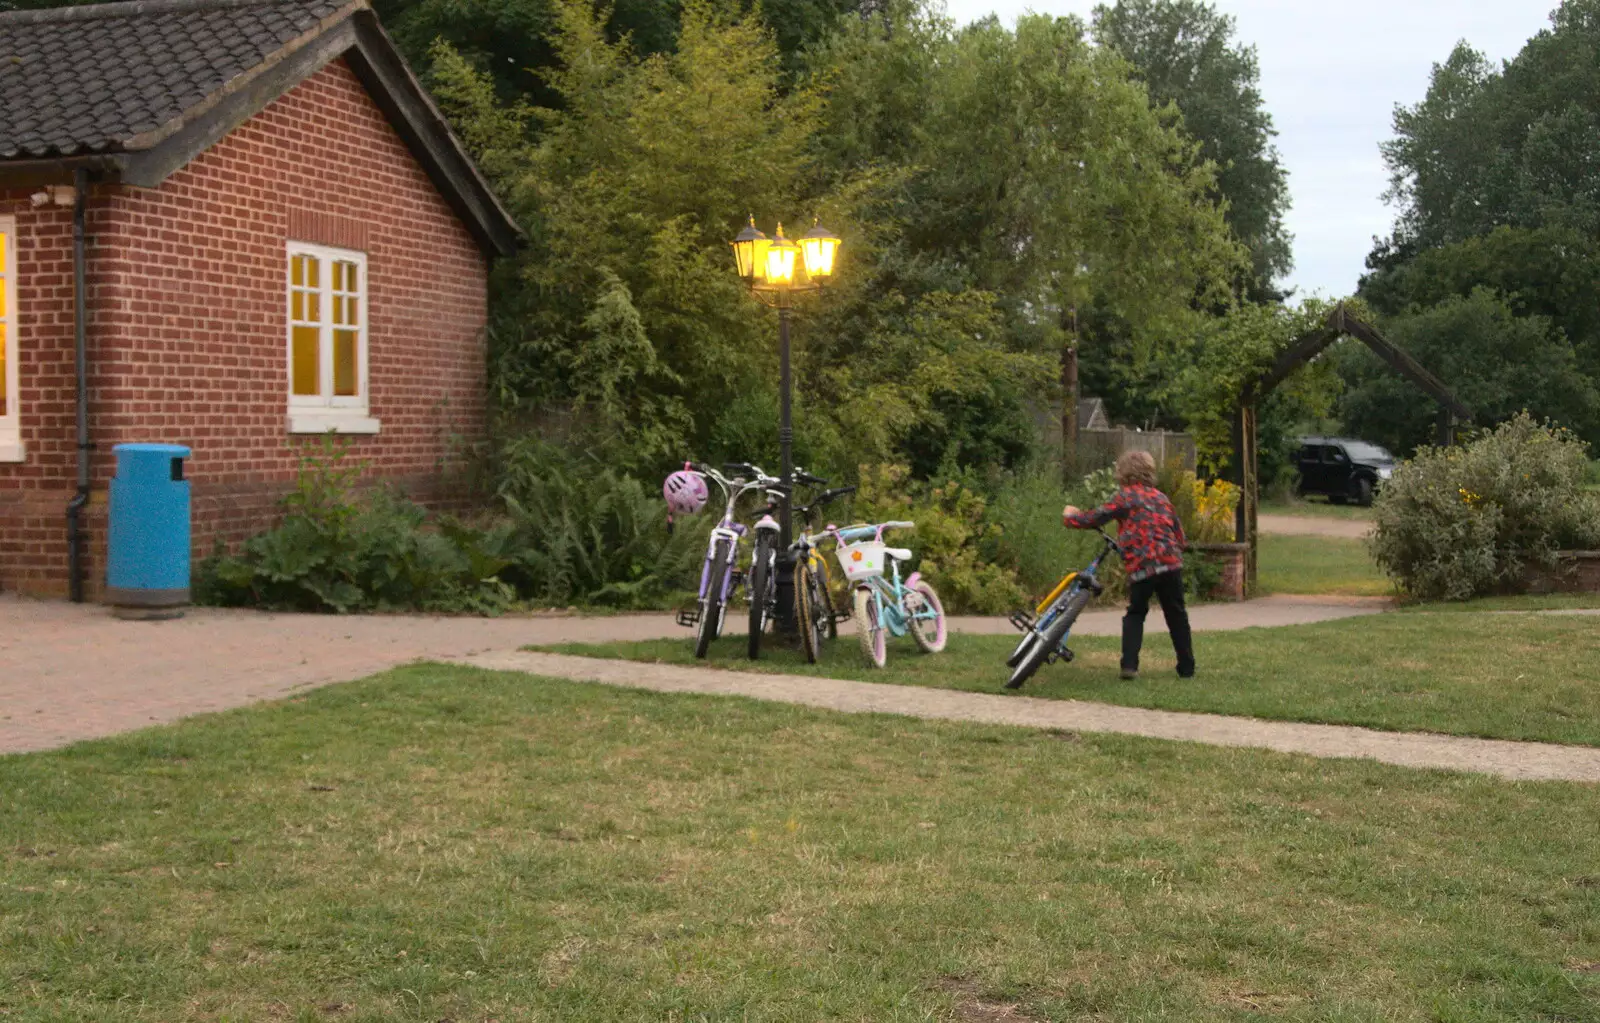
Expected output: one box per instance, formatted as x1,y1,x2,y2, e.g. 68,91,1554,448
731,216,767,282
764,223,799,286
800,221,841,280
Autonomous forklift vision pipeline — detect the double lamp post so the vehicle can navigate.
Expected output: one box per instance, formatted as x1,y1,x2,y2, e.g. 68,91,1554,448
729,216,841,627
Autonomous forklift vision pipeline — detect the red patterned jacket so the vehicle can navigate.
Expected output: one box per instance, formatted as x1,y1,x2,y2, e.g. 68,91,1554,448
1064,484,1186,582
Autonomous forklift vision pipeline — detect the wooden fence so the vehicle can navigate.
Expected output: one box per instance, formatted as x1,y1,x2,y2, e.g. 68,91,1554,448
1077,428,1196,473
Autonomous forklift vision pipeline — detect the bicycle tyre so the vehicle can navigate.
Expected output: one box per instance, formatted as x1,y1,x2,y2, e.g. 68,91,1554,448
796,559,824,664
747,534,774,660
1005,632,1037,669
907,580,947,653
853,587,887,668
816,555,840,640
696,539,731,659
1005,587,1089,689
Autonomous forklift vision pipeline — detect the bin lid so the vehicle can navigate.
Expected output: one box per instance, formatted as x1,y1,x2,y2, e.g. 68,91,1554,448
113,443,191,458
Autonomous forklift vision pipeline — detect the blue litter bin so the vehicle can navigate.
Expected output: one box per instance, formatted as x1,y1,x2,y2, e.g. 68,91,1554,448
106,443,191,620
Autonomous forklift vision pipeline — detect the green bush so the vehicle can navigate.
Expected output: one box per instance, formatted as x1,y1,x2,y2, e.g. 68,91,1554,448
851,464,1026,614
196,442,516,614
198,436,709,614
1371,413,1600,600
490,435,707,607
984,465,1107,597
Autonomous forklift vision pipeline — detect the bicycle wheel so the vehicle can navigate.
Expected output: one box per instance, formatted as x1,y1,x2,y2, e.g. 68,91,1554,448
814,554,840,640
1005,587,1090,689
1005,631,1037,669
853,587,887,668
796,558,827,664
696,539,732,659
906,580,947,654
747,534,775,660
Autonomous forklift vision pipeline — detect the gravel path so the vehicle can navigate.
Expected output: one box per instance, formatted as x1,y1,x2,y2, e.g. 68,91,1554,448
1258,513,1372,539
461,650,1600,784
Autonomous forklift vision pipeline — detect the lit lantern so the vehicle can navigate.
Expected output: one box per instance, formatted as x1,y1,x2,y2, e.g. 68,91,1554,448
731,215,768,283
764,223,799,286
800,220,841,281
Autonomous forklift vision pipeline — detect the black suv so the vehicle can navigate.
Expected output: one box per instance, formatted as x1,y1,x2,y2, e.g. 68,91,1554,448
1294,436,1396,506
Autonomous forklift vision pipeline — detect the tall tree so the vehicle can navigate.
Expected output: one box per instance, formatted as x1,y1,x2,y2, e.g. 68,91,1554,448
1092,0,1293,300
1356,0,1600,448
1381,0,1600,251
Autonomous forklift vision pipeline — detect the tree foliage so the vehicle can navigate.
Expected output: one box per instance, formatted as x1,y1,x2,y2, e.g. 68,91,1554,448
433,0,1246,479
1092,0,1293,298
1356,1,1600,451
1338,289,1599,455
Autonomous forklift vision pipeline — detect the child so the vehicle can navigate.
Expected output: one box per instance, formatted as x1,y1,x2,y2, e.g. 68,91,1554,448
1061,450,1195,680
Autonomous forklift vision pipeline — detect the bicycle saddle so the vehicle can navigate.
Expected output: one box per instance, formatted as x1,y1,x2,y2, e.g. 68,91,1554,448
884,547,913,561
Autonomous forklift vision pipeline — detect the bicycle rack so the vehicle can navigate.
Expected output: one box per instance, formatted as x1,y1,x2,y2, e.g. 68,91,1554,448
675,607,701,628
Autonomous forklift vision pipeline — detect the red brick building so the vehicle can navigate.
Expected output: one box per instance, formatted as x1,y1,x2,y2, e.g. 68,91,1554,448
0,0,520,599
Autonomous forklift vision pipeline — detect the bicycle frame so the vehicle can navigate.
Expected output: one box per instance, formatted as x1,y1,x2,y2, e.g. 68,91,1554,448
678,462,781,626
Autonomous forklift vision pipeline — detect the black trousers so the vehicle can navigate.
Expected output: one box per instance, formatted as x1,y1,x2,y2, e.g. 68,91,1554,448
1123,570,1195,676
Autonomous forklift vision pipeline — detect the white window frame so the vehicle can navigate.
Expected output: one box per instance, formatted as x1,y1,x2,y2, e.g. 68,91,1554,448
0,216,20,462
285,240,379,435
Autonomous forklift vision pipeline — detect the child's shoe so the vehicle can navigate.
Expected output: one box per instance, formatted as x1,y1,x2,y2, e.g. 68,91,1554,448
1119,668,1138,681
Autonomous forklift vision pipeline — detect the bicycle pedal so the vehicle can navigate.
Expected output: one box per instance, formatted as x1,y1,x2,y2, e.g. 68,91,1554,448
675,608,701,628
1045,647,1076,665
1008,610,1035,633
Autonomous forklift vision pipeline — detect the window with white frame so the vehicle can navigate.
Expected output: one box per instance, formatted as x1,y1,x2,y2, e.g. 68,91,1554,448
286,241,378,434
0,216,19,461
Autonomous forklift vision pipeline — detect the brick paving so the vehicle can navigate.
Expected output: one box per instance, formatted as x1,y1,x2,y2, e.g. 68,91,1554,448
0,592,1385,756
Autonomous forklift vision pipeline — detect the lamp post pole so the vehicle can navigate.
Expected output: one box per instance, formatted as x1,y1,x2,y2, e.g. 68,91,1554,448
774,301,796,629
730,216,840,635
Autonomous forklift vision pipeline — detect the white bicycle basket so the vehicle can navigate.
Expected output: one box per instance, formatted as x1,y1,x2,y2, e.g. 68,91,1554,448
836,540,887,582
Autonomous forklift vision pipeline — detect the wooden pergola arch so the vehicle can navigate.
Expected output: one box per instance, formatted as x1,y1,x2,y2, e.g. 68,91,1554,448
1232,302,1473,587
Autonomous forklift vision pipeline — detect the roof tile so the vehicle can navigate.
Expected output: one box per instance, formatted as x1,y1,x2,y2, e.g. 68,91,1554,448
0,0,345,158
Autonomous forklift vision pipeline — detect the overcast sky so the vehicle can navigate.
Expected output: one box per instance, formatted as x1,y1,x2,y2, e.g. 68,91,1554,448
939,0,1561,299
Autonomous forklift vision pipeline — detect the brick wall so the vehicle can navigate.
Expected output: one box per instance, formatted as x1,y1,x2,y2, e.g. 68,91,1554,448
0,57,490,598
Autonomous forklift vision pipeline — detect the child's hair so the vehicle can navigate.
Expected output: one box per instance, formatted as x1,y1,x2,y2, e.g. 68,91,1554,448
1114,449,1158,487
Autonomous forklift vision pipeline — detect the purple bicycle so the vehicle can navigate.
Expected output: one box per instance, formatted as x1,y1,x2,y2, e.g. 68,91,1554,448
671,461,784,659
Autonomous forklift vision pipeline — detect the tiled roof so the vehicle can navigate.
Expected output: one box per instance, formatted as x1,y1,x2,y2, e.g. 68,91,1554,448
0,0,346,158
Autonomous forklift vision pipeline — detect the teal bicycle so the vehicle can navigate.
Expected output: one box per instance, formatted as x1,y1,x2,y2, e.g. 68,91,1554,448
828,521,947,668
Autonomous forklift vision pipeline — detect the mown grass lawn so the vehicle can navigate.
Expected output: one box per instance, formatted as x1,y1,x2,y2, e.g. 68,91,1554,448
546,611,1600,747
1399,594,1600,613
1256,534,1392,597
2,664,1597,1021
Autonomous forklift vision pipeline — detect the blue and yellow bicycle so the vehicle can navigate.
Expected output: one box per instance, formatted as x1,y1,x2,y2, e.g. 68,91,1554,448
1004,527,1119,689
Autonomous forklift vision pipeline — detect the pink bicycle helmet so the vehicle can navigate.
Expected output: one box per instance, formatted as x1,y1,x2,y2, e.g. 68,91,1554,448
664,467,709,516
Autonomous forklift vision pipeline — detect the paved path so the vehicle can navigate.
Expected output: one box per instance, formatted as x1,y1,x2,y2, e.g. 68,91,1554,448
0,591,1373,757
1258,513,1371,539
4,592,1595,783
462,650,1600,784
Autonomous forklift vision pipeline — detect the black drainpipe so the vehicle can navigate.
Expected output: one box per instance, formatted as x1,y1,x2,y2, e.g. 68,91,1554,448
66,167,89,603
